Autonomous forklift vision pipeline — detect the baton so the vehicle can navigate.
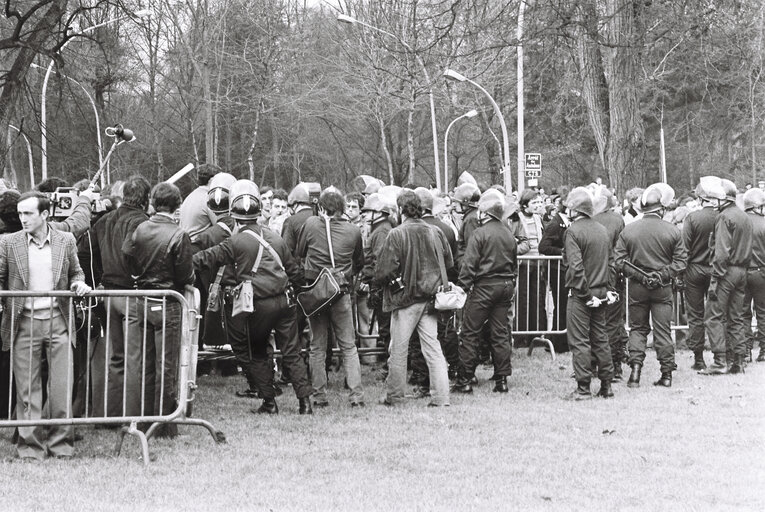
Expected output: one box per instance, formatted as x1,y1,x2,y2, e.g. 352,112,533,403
622,260,652,279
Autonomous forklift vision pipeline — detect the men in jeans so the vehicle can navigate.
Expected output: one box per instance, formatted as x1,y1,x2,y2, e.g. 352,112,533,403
91,175,151,417
376,190,453,407
193,180,312,415
700,179,753,375
615,183,686,388
123,183,195,436
0,191,90,459
682,179,719,370
297,188,365,407
742,188,765,362
452,189,515,395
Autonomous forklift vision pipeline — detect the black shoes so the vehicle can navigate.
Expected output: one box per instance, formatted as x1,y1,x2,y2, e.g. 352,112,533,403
235,388,259,399
252,398,278,415
728,355,745,374
691,351,707,371
612,364,623,383
757,350,765,363
653,372,672,387
627,364,642,388
699,354,727,375
493,377,509,393
451,377,474,394
298,397,313,415
567,381,592,401
596,381,614,398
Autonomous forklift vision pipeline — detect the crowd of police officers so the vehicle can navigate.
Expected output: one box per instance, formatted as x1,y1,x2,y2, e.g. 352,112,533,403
1,168,760,423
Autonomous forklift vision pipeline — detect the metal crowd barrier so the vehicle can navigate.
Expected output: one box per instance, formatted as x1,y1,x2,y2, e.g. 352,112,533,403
0,287,225,464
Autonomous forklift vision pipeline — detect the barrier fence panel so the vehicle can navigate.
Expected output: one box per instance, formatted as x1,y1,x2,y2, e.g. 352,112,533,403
0,287,224,464
518,255,566,361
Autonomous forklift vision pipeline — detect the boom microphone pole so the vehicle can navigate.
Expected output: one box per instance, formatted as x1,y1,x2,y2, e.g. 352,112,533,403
89,124,136,189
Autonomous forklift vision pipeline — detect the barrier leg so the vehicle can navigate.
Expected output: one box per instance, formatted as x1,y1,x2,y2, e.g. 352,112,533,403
527,336,556,361
114,421,151,464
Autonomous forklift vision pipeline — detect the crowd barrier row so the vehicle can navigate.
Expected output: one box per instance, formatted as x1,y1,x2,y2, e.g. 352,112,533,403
0,287,225,465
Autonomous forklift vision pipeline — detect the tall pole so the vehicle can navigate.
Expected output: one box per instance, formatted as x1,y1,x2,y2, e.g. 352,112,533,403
40,10,152,179
337,15,441,191
517,0,526,193
443,110,478,190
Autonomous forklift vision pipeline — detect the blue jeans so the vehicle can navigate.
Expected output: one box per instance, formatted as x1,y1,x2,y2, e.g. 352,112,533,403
308,294,363,403
386,302,449,406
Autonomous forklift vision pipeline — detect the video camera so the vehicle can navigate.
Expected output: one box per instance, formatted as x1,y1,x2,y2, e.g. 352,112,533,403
49,187,112,219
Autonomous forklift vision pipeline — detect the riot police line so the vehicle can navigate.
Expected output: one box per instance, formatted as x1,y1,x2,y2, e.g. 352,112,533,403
0,167,760,461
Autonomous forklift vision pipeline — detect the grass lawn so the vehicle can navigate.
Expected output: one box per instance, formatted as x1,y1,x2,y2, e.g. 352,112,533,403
0,349,763,511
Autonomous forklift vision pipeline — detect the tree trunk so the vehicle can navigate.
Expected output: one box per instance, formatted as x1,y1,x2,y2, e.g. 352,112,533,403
377,115,395,185
406,89,416,185
246,103,262,182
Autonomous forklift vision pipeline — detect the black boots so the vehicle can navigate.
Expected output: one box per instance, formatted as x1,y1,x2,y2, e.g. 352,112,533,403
567,381,592,401
758,349,765,363
493,377,509,393
653,372,672,387
298,397,313,415
627,364,642,388
612,364,623,383
252,398,278,415
728,354,745,374
451,376,474,394
699,353,727,375
691,351,707,371
596,381,614,398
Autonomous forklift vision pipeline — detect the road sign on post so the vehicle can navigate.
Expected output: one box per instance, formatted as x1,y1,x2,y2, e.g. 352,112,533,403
525,153,541,187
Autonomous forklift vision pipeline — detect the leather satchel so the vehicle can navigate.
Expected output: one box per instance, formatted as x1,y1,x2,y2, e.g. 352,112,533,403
430,229,466,311
296,217,348,317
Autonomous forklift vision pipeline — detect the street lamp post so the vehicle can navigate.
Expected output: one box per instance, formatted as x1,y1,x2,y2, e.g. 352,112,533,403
8,125,35,188
40,9,152,180
32,63,104,186
443,69,512,192
337,14,442,192
443,109,478,190
517,0,526,193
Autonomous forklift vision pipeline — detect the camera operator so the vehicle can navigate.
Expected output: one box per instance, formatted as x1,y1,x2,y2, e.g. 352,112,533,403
36,177,95,238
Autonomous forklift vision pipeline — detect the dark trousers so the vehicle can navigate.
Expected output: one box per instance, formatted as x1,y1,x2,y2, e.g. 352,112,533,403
568,294,613,383
227,294,310,400
409,312,459,384
684,263,711,353
627,282,675,372
744,269,765,352
705,266,748,357
458,279,514,379
605,280,628,365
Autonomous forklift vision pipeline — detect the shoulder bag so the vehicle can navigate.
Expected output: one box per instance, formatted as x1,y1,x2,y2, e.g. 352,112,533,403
430,229,466,311
231,229,284,317
296,217,349,317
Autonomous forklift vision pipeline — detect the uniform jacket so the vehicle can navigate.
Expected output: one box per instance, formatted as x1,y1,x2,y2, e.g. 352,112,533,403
563,217,612,299
91,204,149,288
593,210,625,249
191,216,235,254
122,214,195,292
538,212,570,256
423,215,458,281
458,218,517,291
374,217,454,313
0,228,85,351
748,212,765,268
296,215,363,283
614,214,687,279
506,213,531,255
361,220,393,284
458,208,479,259
193,224,301,298
710,203,752,279
682,207,717,266
282,207,313,257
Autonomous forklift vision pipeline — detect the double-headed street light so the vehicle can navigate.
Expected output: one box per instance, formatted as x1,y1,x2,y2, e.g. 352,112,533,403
443,69,513,193
337,14,442,192
443,109,478,190
40,9,152,180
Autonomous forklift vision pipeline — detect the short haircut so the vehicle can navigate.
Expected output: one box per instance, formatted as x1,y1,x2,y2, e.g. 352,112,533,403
625,187,644,203
260,186,273,197
345,191,365,209
18,191,51,214
197,164,220,186
35,177,68,193
397,190,422,219
122,175,152,209
272,188,288,202
319,190,345,216
151,182,182,213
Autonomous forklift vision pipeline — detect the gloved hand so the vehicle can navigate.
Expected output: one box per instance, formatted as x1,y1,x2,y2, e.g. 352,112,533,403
606,291,619,305
586,296,603,308
708,280,718,301
642,271,662,290
659,268,672,285
674,276,685,291
358,282,370,294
